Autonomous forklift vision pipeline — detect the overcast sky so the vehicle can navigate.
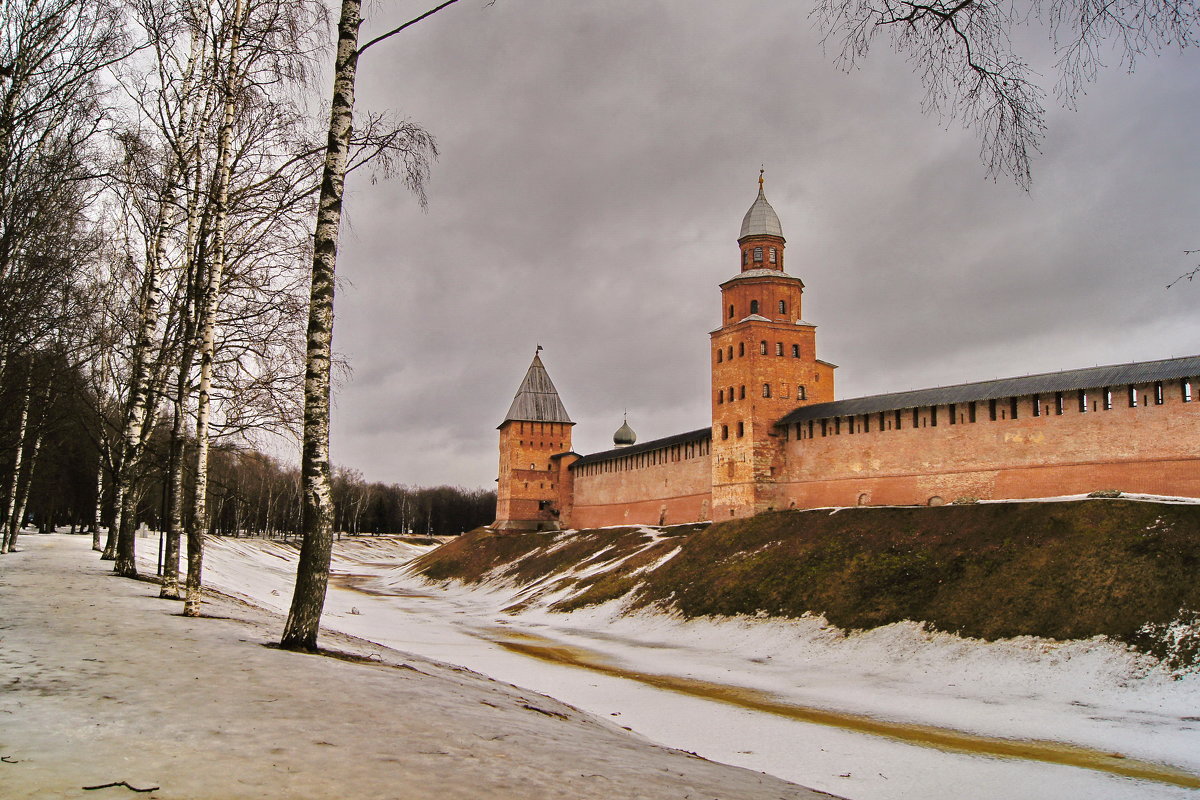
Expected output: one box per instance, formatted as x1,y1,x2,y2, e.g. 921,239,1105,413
323,0,1200,490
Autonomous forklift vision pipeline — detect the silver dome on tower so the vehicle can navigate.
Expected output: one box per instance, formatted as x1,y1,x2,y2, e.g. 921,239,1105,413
739,169,784,240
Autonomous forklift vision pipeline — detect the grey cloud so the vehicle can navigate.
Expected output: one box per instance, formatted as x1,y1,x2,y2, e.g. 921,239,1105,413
323,0,1200,488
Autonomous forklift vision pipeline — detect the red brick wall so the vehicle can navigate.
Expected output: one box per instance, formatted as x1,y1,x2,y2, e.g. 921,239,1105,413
777,379,1200,507
569,442,712,528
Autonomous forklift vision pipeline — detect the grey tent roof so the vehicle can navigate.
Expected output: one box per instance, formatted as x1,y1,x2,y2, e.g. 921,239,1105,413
739,185,784,240
500,353,572,426
777,354,1200,427
573,427,711,467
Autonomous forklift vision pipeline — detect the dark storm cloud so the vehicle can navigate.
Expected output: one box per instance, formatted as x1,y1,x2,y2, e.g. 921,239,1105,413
326,0,1200,488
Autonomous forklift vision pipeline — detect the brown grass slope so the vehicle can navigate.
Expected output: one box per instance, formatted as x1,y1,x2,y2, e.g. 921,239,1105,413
412,501,1200,665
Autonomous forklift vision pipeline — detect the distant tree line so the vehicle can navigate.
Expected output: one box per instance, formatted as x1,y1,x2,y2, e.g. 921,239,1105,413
0,357,493,539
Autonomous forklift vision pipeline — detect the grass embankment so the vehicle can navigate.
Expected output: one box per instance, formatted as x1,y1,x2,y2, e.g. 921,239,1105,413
411,500,1200,666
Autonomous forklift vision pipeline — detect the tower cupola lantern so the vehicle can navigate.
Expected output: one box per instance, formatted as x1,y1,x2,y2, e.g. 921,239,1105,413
738,169,785,273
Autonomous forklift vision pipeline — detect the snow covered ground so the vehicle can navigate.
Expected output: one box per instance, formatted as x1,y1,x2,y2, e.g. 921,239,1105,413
139,529,1200,800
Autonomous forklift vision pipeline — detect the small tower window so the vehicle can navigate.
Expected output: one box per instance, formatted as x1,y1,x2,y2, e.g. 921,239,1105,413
792,344,800,358
778,300,786,314
798,385,806,400
1184,380,1193,402
728,346,733,360
738,342,745,357
1154,382,1164,404
717,391,723,405
769,247,777,263
759,340,767,355
721,425,729,440
728,386,734,402
739,385,746,399
750,300,759,314
716,349,723,363
737,421,745,437
728,304,734,319
753,247,763,262
775,342,783,356
742,250,748,266
762,383,771,398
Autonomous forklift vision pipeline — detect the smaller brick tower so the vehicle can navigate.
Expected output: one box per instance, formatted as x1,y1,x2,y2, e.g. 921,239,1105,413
710,173,835,518
493,349,574,531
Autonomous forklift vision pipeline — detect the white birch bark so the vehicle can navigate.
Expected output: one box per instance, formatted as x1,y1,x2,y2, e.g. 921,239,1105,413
1,369,32,553
185,0,247,617
163,26,207,600
112,202,169,577
280,0,362,650
91,446,104,551
7,385,49,552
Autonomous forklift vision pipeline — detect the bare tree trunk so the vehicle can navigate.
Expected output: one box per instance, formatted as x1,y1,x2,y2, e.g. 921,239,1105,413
102,470,121,560
113,216,171,576
161,394,189,599
1,369,32,553
8,390,49,553
185,0,246,617
160,5,208,602
280,0,363,651
91,445,105,551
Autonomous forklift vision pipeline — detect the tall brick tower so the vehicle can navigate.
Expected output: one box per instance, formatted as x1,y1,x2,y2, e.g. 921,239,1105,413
493,349,574,531
710,173,835,518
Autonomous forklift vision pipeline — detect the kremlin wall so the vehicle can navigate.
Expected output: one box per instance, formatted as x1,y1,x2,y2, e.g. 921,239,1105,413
492,179,1200,530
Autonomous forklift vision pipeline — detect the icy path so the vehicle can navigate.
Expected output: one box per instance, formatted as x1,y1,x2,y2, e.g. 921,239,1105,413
180,533,1200,800
3,534,834,800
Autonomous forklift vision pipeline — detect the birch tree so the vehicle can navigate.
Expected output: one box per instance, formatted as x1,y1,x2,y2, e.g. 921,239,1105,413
280,0,450,651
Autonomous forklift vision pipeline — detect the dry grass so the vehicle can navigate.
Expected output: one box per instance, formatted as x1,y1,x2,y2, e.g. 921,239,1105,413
412,502,1200,666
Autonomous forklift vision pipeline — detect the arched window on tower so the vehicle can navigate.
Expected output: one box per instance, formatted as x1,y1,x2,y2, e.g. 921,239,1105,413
728,304,734,319
778,300,786,314
762,383,771,398
742,250,748,266
738,342,744,357
759,340,767,355
775,342,783,356
716,349,722,363
749,300,759,314
798,385,806,400
737,421,745,437
753,247,763,262
769,247,777,263
727,345,733,360
739,385,746,399
792,344,800,358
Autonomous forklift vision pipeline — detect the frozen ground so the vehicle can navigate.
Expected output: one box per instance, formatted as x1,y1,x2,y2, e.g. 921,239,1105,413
151,527,1200,800
0,533,836,800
